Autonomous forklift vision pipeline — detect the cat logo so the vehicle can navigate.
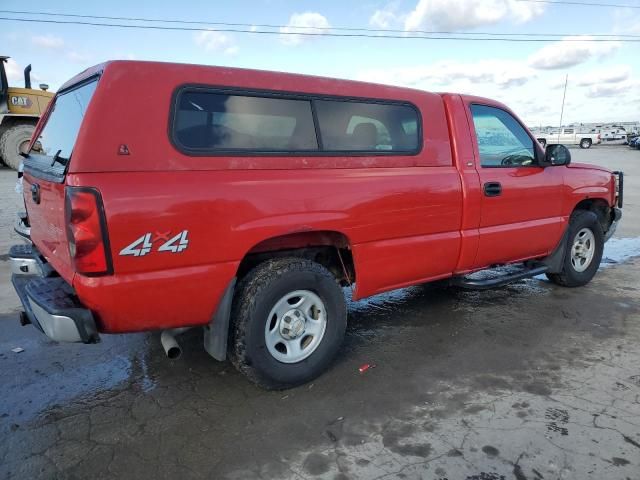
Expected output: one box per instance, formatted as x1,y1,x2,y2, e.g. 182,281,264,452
10,96,32,108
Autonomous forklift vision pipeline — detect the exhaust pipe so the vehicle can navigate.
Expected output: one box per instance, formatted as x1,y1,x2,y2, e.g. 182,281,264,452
160,328,190,359
24,64,31,89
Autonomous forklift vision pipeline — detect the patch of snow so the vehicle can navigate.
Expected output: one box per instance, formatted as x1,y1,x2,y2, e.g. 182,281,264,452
601,237,640,267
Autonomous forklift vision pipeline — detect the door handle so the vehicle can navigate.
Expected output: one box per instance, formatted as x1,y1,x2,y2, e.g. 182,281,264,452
483,182,502,197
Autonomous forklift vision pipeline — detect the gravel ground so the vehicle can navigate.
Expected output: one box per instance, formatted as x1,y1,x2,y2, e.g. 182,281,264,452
0,145,639,480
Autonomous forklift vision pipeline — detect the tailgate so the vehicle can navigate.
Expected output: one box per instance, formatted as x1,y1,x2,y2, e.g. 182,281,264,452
22,173,74,281
22,77,99,283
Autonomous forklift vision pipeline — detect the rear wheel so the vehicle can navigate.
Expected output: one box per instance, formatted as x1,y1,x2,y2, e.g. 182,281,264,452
546,210,604,287
0,123,34,170
579,138,592,149
229,257,347,389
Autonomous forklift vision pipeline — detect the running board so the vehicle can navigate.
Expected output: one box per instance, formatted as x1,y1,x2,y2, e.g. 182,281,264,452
451,265,549,290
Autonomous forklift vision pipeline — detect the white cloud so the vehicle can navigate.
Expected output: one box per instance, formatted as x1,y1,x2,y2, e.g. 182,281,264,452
224,46,239,56
404,0,544,31
575,66,631,87
4,58,23,84
547,75,568,90
528,36,620,70
67,51,92,64
585,81,636,98
357,59,535,89
612,8,640,35
280,12,330,46
31,35,65,49
194,30,239,55
370,9,397,28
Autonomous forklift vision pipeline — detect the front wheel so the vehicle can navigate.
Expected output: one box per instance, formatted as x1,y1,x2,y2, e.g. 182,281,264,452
229,257,347,389
579,138,592,149
546,210,604,287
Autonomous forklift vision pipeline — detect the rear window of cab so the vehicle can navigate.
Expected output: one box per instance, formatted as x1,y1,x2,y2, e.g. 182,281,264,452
170,87,421,155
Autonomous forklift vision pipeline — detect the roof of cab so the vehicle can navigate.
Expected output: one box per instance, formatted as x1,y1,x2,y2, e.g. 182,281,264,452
59,62,109,91
59,60,437,101
459,93,511,111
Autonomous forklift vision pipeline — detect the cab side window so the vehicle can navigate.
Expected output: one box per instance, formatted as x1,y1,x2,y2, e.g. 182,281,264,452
174,91,318,152
315,100,419,153
470,105,536,168
171,88,421,155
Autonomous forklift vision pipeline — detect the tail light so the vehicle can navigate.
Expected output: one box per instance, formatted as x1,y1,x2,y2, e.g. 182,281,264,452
65,187,113,276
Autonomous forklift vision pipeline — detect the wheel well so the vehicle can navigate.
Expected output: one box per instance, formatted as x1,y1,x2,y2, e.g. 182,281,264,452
237,231,355,286
573,199,610,232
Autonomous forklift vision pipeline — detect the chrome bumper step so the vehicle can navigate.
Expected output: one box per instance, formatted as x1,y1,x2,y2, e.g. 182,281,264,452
9,244,42,276
9,244,100,344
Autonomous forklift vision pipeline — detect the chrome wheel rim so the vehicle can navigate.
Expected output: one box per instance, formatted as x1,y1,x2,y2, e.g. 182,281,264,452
264,290,327,363
571,228,596,273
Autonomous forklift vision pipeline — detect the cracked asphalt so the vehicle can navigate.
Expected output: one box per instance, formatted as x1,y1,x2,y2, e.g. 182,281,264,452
1,146,639,480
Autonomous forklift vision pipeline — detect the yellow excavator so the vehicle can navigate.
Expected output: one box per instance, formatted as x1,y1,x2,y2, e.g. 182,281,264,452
0,56,54,170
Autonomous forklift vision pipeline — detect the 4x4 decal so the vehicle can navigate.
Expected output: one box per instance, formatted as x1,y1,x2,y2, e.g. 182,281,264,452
120,230,189,257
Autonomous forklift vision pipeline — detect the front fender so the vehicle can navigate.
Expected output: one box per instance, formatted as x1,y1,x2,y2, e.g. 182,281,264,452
563,166,614,216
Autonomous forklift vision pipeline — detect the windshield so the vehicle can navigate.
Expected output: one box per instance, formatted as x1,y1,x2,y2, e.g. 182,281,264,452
32,78,98,160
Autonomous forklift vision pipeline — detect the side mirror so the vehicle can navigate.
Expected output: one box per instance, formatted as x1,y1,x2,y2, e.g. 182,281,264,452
545,144,571,166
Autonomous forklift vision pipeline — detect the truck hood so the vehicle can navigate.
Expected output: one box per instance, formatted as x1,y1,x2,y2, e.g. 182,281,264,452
567,162,612,174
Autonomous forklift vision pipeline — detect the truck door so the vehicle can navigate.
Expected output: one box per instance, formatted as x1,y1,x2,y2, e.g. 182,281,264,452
467,103,565,268
561,128,574,145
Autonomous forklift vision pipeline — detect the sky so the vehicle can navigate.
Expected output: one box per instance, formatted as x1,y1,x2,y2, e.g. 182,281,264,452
2,0,639,127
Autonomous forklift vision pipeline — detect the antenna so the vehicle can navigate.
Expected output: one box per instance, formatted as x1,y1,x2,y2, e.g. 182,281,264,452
557,74,568,145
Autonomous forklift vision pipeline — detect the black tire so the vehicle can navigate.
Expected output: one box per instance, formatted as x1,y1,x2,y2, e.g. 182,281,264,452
546,210,604,287
0,123,34,170
538,138,547,148
229,257,347,390
579,138,592,149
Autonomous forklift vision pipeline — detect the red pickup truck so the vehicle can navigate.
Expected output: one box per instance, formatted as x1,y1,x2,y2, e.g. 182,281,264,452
9,61,623,389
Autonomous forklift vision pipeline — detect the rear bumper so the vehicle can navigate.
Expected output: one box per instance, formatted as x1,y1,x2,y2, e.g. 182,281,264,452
9,244,99,343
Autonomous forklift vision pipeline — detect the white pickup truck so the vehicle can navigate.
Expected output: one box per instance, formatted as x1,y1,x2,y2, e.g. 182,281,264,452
536,128,601,149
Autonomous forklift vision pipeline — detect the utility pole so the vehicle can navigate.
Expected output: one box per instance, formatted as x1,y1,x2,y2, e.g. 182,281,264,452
557,74,568,144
